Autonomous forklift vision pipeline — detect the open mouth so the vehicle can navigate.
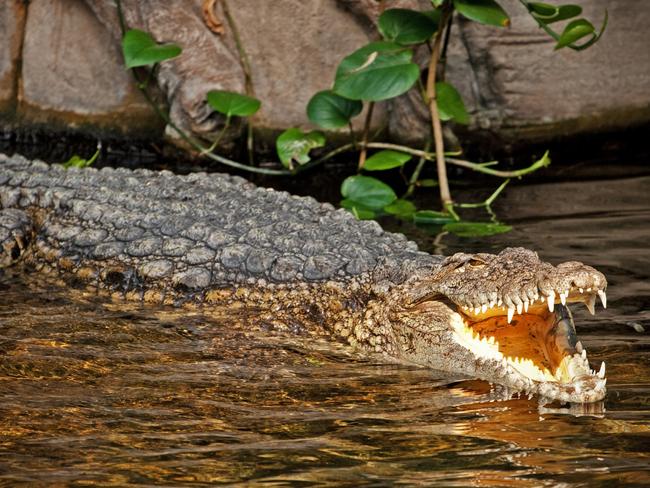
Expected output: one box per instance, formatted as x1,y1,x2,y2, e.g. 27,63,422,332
450,287,607,399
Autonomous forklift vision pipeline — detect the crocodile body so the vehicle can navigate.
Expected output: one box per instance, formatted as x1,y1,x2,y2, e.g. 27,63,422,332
0,154,608,403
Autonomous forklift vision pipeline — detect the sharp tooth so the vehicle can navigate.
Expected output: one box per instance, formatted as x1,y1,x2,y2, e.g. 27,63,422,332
598,290,607,309
516,302,523,315
474,307,481,315
560,292,567,305
579,288,584,293
547,291,555,312
507,307,515,323
598,361,606,379
585,295,596,315
581,349,587,360
523,300,529,313
497,298,503,307
576,341,583,353
587,287,592,292
488,336,495,345
481,303,488,314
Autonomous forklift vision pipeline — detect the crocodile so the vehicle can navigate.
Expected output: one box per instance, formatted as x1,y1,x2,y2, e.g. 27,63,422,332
0,153,608,403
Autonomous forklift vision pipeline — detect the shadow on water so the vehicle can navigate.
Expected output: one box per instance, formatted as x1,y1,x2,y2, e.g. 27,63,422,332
0,174,649,486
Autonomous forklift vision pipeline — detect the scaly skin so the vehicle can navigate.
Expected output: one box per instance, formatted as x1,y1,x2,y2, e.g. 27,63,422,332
0,154,608,403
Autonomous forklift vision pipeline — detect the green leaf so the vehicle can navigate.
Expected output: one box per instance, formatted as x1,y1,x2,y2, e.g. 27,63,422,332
384,199,416,219
453,0,510,27
528,2,558,18
555,18,595,49
436,82,470,124
122,29,182,69
276,128,326,169
363,150,412,171
306,90,362,129
340,175,397,209
413,210,456,225
378,8,438,45
529,3,582,23
443,221,512,237
340,199,376,220
431,0,445,7
206,90,261,117
61,147,100,169
333,41,420,101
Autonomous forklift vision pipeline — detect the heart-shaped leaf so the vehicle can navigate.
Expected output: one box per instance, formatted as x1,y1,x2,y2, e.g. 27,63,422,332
306,90,362,129
276,128,325,169
453,0,510,27
363,150,412,171
436,82,470,124
443,221,512,237
555,18,595,49
341,175,397,209
122,29,182,69
384,199,416,219
378,8,439,45
333,41,420,101
207,90,261,117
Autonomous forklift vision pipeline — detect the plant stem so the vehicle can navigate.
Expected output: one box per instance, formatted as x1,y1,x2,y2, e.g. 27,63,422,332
439,10,454,81
404,139,431,198
201,115,231,154
447,151,550,178
222,0,256,165
455,179,510,208
357,102,375,171
348,122,357,148
426,5,453,207
298,143,356,172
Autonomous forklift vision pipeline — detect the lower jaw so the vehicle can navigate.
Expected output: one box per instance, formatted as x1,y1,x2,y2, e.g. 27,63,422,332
507,372,607,404
450,312,606,403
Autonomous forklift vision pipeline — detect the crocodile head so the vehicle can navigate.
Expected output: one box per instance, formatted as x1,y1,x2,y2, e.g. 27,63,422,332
381,247,608,403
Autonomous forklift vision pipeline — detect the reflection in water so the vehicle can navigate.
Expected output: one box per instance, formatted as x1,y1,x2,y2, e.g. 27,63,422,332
1,176,649,486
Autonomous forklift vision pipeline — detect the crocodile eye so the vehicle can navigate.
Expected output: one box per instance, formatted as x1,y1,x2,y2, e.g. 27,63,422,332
467,258,486,267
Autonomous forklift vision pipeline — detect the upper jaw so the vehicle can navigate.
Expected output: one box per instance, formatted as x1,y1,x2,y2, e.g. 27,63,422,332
458,286,607,325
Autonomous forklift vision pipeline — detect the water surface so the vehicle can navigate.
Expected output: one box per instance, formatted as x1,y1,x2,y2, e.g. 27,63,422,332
1,175,649,486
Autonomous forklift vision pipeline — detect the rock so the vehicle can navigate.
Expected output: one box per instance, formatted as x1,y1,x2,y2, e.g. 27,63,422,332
391,0,650,145
18,0,159,136
0,1,26,118
2,0,649,151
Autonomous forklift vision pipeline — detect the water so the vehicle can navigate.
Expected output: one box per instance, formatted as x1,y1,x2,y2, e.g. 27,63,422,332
1,174,649,486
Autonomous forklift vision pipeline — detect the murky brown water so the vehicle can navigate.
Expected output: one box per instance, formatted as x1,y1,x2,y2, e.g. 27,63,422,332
1,175,649,486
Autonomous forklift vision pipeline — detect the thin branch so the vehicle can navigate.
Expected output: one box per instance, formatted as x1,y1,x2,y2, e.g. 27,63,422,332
357,102,375,171
404,139,431,198
439,10,454,81
455,179,510,208
222,0,256,165
426,5,453,206
447,151,550,178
